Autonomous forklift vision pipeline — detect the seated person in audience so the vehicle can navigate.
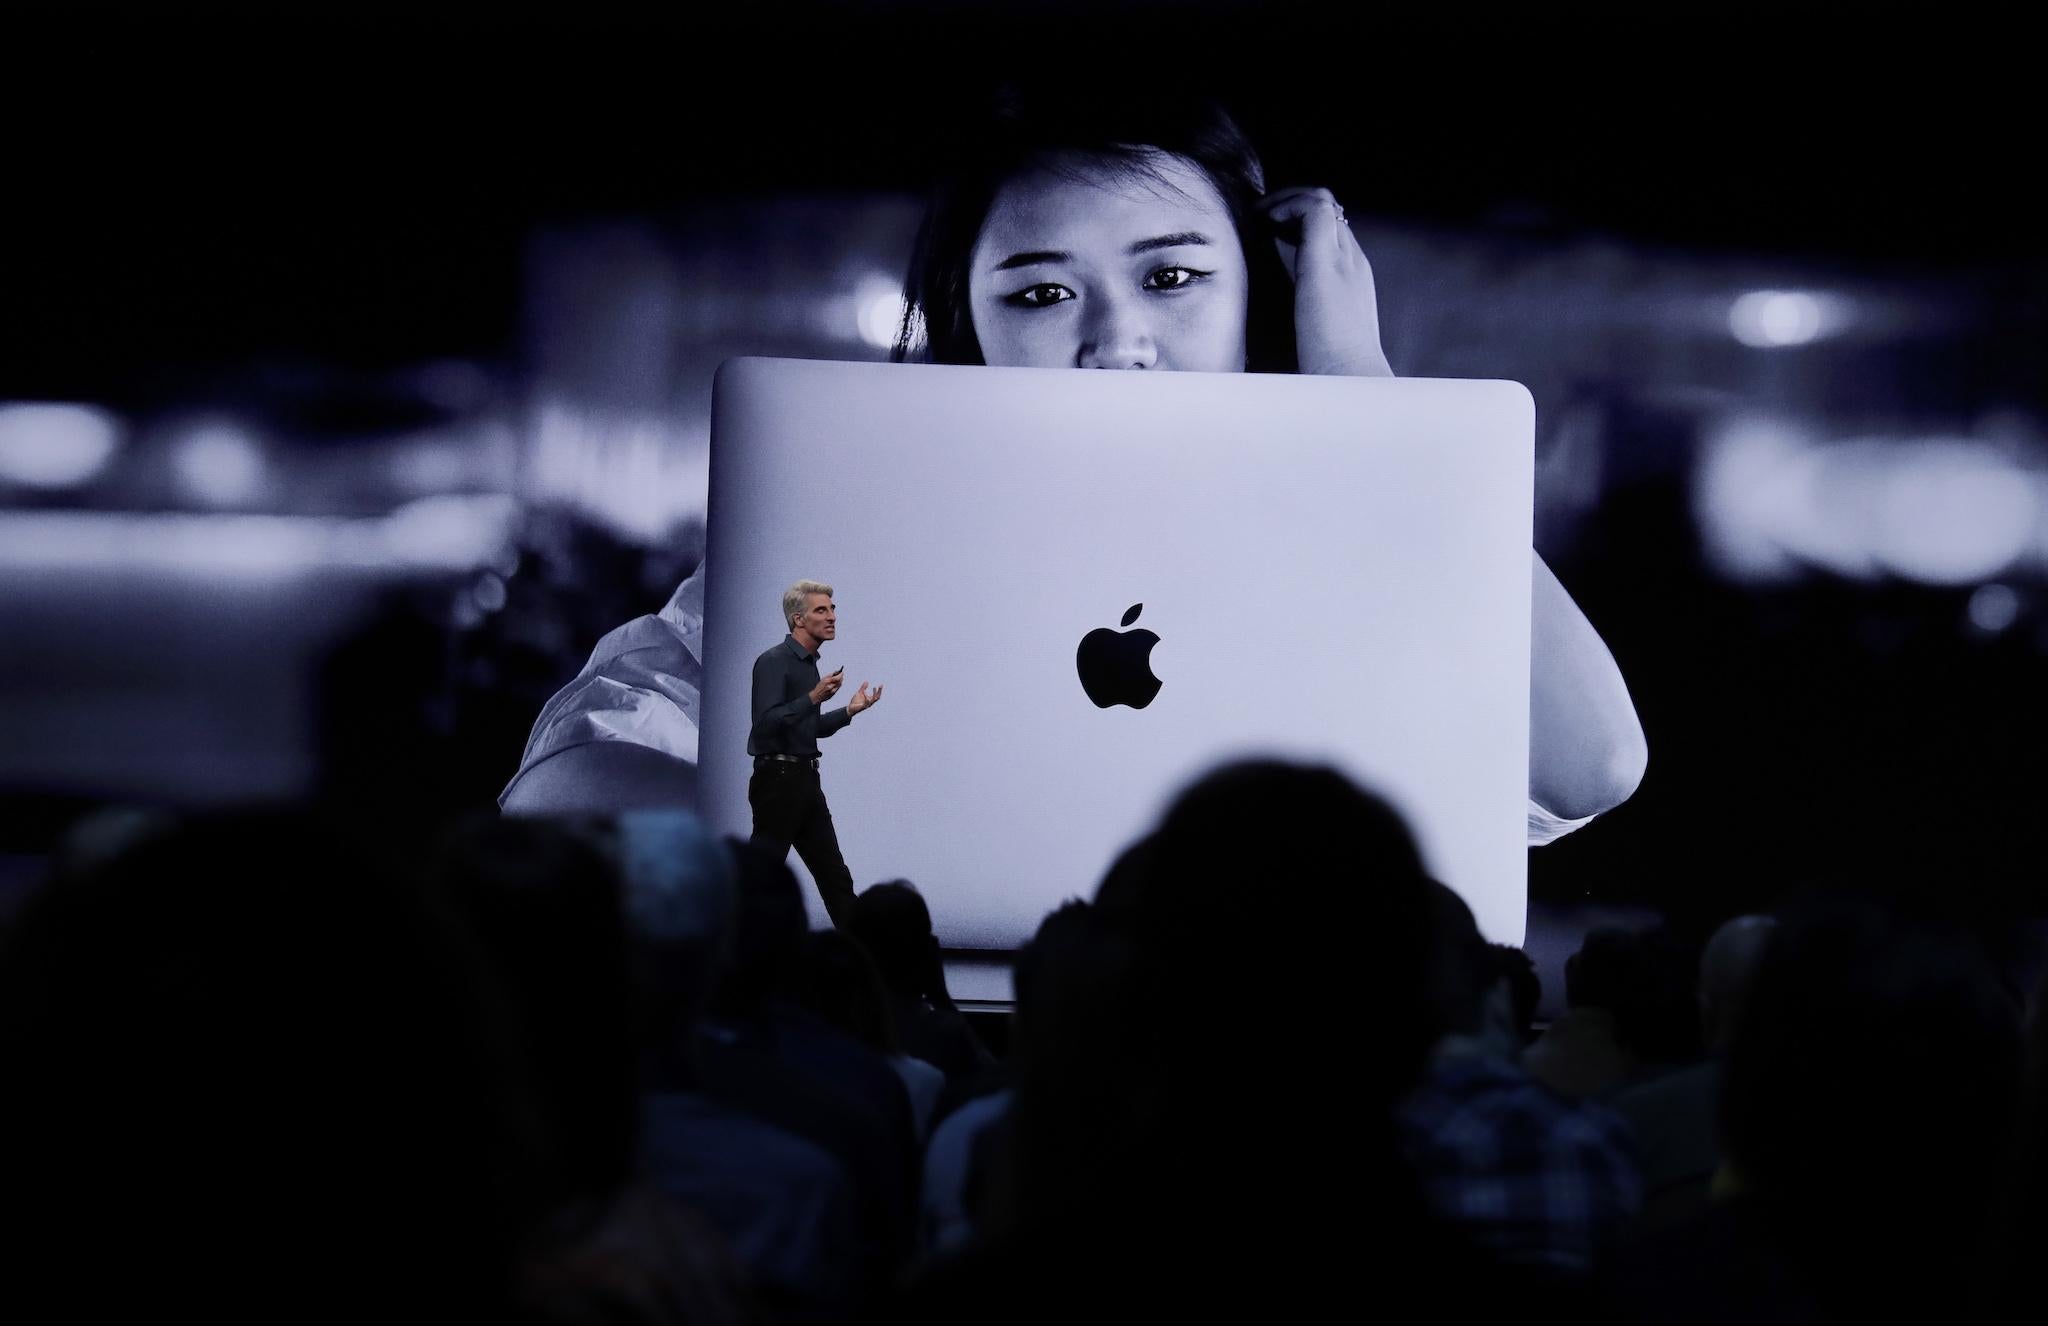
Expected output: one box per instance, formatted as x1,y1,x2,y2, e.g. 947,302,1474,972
1611,924,1709,1084
1603,894,2025,1325
845,881,997,1086
1605,914,1775,1234
1491,942,1543,1047
917,899,1111,1257
903,761,1572,1321
0,811,541,1321
692,843,919,1294
790,928,949,1141
1523,926,1639,1097
618,811,864,1322
920,1084,1015,1259
1400,882,1643,1276
430,815,757,1326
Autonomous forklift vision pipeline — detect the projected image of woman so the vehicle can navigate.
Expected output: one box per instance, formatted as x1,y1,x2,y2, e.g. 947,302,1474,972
890,91,1645,843
505,88,1645,843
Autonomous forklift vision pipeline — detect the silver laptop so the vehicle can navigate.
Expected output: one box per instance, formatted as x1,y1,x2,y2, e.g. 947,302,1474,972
700,356,1534,951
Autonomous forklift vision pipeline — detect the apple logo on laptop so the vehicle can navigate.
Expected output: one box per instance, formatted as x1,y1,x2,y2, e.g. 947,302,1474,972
1077,603,1162,709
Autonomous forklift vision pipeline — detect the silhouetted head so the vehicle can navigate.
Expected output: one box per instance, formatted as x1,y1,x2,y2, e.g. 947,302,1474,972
709,837,810,1018
615,812,737,1048
1009,758,1433,1286
1698,913,1776,1053
847,879,941,1001
1613,925,1705,1065
1563,926,1636,1012
1419,880,1498,1043
789,927,898,1055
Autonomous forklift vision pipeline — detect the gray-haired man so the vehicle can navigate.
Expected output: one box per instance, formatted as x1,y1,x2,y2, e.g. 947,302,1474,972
747,579,883,926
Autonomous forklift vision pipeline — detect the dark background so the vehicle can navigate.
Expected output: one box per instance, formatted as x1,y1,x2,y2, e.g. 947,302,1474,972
10,8,2038,399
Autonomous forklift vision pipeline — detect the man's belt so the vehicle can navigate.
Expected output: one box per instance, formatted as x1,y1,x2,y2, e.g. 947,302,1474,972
756,753,820,769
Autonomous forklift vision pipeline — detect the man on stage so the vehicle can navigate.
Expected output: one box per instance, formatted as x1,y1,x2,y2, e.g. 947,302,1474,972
748,579,883,926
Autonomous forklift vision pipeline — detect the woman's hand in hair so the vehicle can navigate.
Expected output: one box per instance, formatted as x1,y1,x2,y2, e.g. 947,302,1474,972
1261,186,1393,378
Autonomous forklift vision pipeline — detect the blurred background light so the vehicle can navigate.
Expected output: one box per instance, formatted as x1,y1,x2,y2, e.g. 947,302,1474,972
0,495,517,579
1968,583,2021,633
1869,440,2036,584
527,397,707,542
379,493,520,571
1763,446,1887,583
472,570,508,613
0,402,123,489
1693,414,1820,581
1697,419,2046,587
172,421,269,506
389,441,472,492
1728,290,1853,348
856,279,908,351
0,512,333,578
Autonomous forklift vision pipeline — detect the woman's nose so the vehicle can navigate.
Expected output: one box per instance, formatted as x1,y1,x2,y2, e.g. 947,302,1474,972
1077,295,1158,370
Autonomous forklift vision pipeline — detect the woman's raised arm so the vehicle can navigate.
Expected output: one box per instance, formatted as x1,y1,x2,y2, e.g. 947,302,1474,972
1269,186,1647,824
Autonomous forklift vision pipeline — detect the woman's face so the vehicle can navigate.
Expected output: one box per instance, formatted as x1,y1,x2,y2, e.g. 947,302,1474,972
967,152,1250,372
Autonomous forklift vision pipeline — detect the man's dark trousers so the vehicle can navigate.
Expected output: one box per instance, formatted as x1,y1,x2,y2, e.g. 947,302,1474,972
748,761,858,926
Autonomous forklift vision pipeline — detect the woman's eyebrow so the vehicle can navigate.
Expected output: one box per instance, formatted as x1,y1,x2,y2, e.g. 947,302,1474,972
991,249,1069,272
990,232,1212,272
1128,231,1213,255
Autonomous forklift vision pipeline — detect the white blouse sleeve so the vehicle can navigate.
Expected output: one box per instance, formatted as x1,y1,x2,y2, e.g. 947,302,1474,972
1528,797,1597,847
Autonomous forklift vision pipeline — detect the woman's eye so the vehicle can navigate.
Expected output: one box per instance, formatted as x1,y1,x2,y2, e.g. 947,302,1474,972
1145,266,1211,291
1003,284,1073,309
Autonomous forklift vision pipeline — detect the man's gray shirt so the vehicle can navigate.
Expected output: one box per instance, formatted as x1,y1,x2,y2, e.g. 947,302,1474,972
749,634,852,757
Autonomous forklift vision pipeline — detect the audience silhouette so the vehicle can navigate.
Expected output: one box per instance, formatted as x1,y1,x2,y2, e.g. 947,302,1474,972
2,767,2041,1324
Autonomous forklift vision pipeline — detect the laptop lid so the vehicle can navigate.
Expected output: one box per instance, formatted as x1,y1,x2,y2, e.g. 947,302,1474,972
701,356,1533,948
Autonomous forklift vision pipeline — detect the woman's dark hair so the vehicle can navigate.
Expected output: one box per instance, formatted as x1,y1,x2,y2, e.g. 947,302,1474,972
894,85,1298,373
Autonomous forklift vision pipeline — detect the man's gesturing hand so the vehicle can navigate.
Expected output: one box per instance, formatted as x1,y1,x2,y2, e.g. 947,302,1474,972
809,668,844,705
848,682,884,716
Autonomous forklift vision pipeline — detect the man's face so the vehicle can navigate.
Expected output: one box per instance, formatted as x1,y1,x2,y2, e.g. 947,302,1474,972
796,593,836,643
